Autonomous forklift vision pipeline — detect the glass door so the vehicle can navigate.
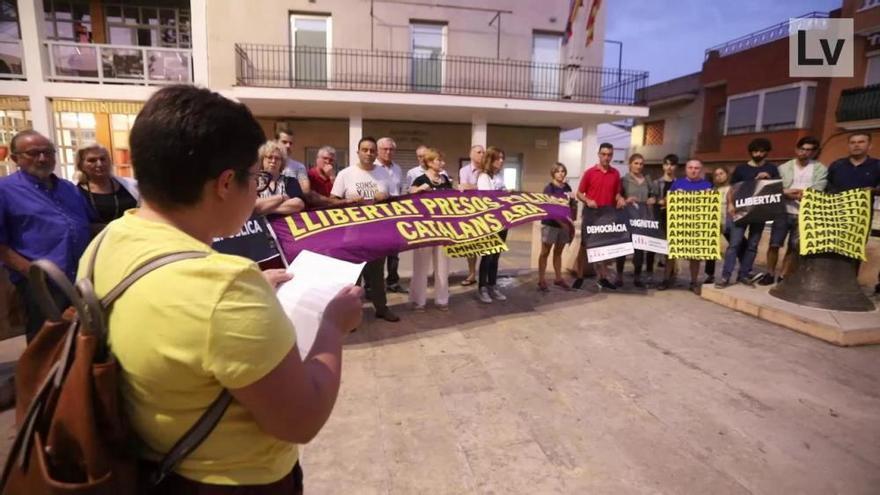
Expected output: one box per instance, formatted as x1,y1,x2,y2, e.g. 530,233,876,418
411,23,444,93
532,33,562,99
290,15,330,88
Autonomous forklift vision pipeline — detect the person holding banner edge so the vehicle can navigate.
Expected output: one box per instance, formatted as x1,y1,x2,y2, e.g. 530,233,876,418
458,145,485,287
617,153,657,288
663,159,713,294
538,162,576,292
376,137,407,294
476,146,509,303
757,136,826,286
575,142,626,291
716,138,780,289
703,167,736,285
654,154,679,277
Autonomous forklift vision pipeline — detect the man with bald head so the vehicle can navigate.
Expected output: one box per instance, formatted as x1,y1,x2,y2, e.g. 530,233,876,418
659,159,713,294
0,130,94,341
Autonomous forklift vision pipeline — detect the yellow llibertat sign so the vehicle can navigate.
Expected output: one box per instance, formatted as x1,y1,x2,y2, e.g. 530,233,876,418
666,190,723,260
799,188,871,261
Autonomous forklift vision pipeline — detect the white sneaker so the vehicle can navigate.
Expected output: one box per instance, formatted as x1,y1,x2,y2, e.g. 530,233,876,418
478,287,493,304
489,286,507,301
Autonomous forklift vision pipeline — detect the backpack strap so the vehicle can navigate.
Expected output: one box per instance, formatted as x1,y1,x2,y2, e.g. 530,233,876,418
88,243,234,487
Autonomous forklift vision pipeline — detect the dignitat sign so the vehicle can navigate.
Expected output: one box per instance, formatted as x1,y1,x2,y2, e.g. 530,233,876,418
269,189,572,263
581,206,634,262
666,190,723,260
730,179,784,225
626,202,667,255
799,188,872,260
212,215,283,265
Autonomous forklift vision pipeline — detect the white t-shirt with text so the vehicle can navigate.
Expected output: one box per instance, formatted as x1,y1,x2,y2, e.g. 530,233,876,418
331,165,392,201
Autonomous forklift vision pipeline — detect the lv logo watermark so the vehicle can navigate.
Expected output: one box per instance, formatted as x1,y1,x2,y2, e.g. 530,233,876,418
789,18,854,77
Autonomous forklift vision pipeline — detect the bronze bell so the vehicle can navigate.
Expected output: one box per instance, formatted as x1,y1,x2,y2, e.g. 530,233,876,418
770,253,876,312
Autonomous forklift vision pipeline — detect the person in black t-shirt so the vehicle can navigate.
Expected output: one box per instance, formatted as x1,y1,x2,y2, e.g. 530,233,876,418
716,138,780,288
75,144,139,234
538,163,575,292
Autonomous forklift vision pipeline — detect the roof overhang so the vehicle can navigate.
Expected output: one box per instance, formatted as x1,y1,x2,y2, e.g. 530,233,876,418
225,86,649,131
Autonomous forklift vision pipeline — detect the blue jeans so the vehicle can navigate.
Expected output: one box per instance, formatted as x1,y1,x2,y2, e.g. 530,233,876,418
722,222,765,281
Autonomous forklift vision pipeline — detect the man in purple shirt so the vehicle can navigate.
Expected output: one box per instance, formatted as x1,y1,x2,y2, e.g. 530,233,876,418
0,130,94,341
663,159,713,294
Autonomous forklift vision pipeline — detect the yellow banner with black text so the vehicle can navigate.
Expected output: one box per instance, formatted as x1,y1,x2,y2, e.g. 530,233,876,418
799,188,872,261
666,190,723,260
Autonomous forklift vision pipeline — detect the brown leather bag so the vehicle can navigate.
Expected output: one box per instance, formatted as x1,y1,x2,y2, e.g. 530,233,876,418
0,237,231,494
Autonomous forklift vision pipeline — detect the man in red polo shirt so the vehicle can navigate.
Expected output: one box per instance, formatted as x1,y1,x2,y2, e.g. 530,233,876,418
307,145,337,197
575,142,626,290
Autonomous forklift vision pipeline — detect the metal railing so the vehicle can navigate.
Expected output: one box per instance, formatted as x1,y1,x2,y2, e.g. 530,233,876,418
837,84,880,122
0,40,25,79
235,44,649,105
705,11,828,59
45,40,192,85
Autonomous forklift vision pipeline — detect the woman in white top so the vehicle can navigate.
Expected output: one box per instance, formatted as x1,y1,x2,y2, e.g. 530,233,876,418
476,146,507,304
409,147,453,311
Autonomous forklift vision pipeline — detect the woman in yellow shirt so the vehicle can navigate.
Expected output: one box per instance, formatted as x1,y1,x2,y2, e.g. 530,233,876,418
78,85,363,492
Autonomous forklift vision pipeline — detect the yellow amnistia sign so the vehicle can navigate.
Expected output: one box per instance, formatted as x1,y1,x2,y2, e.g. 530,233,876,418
666,190,723,260
799,188,872,260
443,234,509,258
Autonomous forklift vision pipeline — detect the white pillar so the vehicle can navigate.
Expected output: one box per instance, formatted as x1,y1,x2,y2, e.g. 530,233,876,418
190,0,209,86
348,109,363,167
17,0,54,146
579,121,599,177
471,114,487,147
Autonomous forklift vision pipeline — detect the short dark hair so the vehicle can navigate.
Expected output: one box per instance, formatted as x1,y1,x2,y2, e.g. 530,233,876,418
599,142,614,151
849,131,872,142
275,128,293,140
9,129,46,154
796,136,820,149
662,153,679,165
130,85,264,208
747,137,772,153
358,136,377,149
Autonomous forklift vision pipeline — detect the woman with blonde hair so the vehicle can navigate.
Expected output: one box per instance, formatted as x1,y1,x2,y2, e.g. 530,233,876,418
254,140,306,215
409,147,453,311
475,146,508,304
75,143,139,229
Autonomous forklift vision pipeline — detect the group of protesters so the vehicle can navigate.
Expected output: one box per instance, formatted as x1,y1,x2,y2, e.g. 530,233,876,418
564,133,880,296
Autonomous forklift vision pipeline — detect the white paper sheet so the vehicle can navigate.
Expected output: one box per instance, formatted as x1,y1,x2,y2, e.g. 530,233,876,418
276,250,365,360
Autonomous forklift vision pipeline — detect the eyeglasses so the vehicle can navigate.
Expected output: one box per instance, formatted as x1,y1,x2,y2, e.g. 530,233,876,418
16,148,56,159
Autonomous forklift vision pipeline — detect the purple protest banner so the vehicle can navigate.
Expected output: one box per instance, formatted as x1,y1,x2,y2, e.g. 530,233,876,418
269,190,573,263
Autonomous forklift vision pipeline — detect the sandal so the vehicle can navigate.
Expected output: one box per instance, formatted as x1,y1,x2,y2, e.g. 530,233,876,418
460,277,476,286
538,281,549,292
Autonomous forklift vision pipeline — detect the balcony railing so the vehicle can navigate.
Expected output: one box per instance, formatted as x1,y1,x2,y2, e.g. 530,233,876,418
704,11,828,59
0,40,25,79
837,84,880,122
45,40,192,85
235,44,649,105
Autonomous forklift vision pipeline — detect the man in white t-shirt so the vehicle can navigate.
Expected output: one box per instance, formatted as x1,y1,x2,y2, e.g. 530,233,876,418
758,136,827,285
457,144,485,286
276,128,311,194
333,137,400,322
375,137,407,293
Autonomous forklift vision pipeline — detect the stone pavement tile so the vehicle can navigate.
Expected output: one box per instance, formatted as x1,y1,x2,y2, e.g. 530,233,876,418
301,408,387,490
830,307,880,330
417,329,472,357
425,353,496,397
442,390,532,453
382,414,476,495
376,374,448,421
372,339,432,378
463,440,567,495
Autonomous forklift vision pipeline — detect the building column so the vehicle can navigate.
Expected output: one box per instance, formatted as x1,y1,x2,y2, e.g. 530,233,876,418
17,0,54,142
471,114,487,147
190,0,209,86
578,121,599,177
348,108,363,166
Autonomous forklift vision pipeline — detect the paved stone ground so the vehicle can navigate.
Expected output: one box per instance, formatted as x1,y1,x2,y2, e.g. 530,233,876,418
1,236,879,494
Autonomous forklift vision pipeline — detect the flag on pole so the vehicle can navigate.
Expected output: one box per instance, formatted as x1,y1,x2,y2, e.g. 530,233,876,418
585,0,602,46
562,0,582,46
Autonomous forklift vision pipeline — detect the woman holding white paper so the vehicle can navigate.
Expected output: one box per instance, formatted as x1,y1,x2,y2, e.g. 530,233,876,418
409,148,452,311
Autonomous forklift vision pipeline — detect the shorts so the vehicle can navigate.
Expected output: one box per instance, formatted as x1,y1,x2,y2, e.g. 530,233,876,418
542,224,570,245
769,214,799,250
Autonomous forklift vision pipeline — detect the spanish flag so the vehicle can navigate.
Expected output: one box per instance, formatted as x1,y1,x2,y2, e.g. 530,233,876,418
585,0,602,46
562,0,582,46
